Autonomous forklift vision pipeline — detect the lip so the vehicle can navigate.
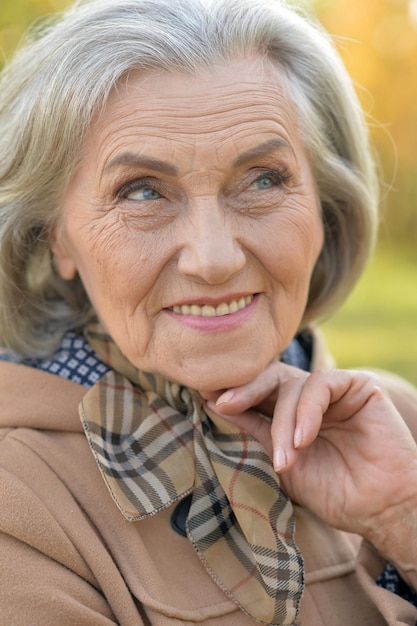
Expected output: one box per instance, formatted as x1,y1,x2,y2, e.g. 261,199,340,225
164,293,259,332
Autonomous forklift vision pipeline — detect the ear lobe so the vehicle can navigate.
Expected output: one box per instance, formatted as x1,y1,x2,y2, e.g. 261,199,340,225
49,228,78,281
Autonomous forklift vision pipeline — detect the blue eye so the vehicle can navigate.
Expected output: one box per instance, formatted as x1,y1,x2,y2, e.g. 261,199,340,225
127,187,162,200
249,169,291,191
253,176,275,190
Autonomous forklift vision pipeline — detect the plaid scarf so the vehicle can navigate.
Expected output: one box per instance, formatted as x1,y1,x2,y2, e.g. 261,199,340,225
79,323,304,625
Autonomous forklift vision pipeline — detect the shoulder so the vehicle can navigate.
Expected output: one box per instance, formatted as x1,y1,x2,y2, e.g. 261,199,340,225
0,423,122,624
0,361,91,543
0,361,86,431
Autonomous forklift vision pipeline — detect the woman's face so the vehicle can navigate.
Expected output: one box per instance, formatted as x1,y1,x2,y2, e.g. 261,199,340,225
52,57,324,391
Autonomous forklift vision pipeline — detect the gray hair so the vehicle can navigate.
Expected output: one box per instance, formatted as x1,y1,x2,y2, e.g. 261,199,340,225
0,0,378,356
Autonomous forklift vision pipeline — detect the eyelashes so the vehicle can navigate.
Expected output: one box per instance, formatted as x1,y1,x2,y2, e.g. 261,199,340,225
249,168,292,190
117,177,166,201
115,166,292,202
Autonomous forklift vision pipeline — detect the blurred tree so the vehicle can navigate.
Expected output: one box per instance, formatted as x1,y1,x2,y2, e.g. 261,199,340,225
312,0,417,243
0,0,69,62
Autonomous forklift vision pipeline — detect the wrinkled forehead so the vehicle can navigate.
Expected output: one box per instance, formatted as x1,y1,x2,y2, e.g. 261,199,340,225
94,56,296,130
81,56,303,168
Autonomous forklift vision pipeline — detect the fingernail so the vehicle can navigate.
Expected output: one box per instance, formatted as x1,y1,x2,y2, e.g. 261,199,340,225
294,426,303,449
274,447,287,472
216,390,235,405
206,401,228,419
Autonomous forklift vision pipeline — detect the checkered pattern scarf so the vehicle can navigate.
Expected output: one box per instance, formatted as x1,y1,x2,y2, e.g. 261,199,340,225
80,323,304,625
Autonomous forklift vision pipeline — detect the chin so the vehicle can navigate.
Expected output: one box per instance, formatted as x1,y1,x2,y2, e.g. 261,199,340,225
170,364,262,393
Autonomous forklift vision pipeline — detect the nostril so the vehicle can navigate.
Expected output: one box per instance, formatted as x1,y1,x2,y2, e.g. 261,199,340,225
177,237,246,285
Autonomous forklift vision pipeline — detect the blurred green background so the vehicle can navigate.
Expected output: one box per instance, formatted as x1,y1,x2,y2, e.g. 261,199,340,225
1,0,416,384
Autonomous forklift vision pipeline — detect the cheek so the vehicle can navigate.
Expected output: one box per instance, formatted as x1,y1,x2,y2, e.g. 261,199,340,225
75,223,176,321
70,216,143,277
258,208,323,280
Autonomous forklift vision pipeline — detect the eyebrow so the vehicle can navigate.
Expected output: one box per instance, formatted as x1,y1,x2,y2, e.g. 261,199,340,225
104,153,179,176
104,137,293,175
233,137,294,168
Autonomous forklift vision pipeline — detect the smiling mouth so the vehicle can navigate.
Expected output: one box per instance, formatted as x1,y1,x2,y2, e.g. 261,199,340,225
171,295,254,317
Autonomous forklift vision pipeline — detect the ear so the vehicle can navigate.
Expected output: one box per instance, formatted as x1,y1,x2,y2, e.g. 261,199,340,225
49,226,78,281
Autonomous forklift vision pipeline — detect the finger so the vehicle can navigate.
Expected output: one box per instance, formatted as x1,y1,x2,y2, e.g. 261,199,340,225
214,360,307,416
290,370,335,450
270,376,307,473
292,369,386,449
200,390,224,402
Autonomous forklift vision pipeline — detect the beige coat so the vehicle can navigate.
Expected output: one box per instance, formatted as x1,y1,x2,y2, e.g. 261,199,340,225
1,332,417,625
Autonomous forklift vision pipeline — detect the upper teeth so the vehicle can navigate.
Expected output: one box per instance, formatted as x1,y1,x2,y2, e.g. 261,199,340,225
172,295,253,317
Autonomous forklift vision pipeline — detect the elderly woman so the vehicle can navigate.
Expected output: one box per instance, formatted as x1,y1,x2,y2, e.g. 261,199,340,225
1,0,417,624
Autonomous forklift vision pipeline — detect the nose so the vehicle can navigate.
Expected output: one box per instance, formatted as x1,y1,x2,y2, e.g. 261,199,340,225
177,199,246,285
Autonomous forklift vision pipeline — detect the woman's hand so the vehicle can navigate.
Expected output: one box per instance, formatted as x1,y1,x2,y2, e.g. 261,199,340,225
200,363,417,585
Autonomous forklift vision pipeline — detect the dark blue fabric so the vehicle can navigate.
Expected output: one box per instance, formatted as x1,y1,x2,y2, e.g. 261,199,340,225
0,331,110,387
377,563,417,612
281,331,311,372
